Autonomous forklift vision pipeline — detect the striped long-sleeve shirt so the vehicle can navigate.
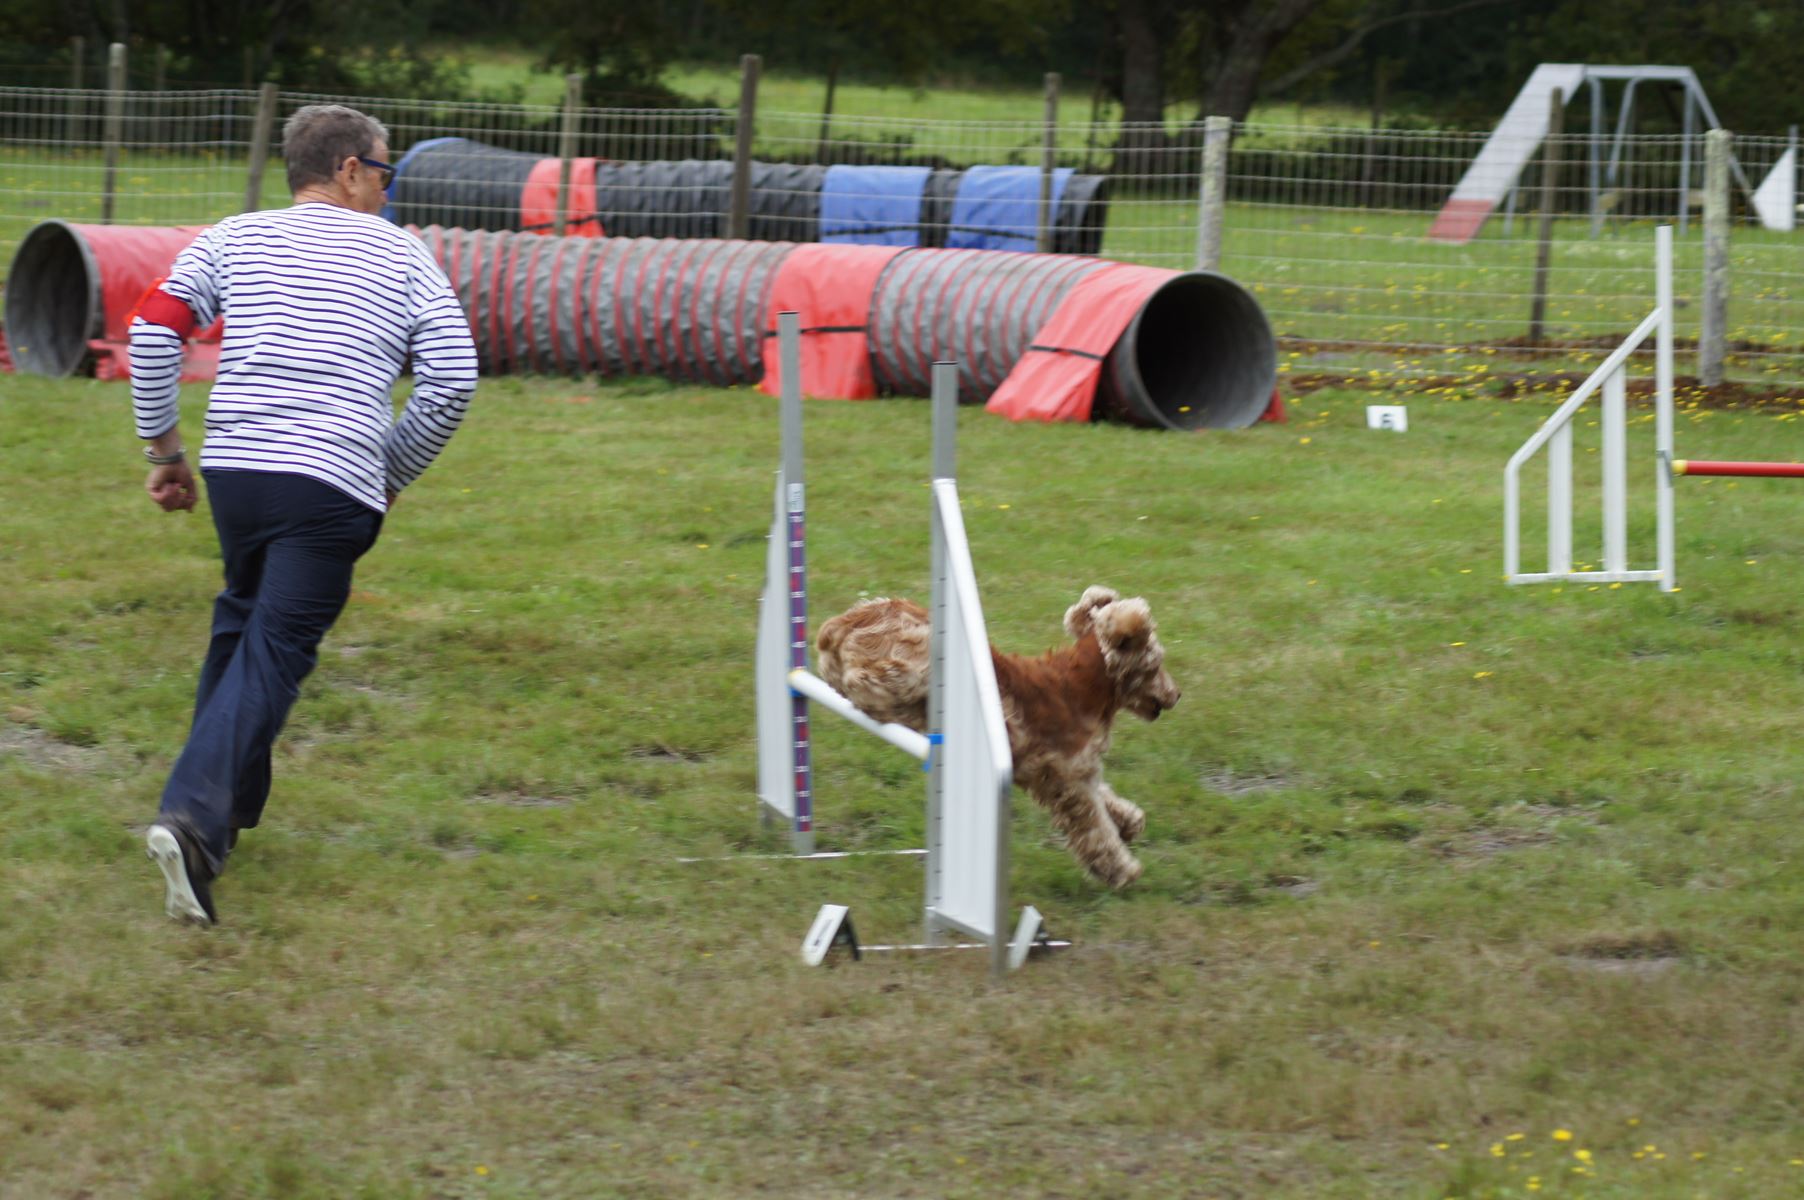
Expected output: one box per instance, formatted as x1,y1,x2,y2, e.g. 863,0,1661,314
130,203,478,512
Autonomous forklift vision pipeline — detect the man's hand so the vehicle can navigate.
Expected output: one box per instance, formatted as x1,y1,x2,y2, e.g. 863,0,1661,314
147,462,199,512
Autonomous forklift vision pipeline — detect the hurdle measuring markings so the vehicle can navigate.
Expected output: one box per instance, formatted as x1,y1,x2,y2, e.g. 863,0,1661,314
754,312,1062,977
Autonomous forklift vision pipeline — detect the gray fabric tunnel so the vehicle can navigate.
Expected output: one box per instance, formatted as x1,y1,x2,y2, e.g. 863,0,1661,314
409,225,1276,429
2,216,1276,429
413,226,791,383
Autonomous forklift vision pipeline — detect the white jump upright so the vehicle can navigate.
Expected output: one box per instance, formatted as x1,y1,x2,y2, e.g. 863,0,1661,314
1505,224,1676,591
755,314,1034,977
923,360,1017,969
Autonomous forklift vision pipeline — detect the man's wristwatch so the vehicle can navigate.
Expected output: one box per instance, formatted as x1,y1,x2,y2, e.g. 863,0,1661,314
144,446,186,465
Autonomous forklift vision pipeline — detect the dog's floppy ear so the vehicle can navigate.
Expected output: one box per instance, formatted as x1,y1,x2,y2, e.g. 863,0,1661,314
1064,585,1121,640
1093,597,1154,656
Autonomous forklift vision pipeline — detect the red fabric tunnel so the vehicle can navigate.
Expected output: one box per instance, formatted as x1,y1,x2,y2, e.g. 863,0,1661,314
1,221,221,379
985,263,1176,423
759,243,908,400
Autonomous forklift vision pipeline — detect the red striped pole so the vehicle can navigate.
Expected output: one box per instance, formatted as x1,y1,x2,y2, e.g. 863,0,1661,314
1672,459,1804,478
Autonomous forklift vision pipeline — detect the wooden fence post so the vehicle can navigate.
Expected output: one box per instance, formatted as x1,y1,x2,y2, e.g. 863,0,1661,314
1700,127,1731,387
556,73,583,236
1037,72,1061,253
1528,87,1565,343
728,54,761,241
66,37,85,155
1195,115,1232,271
101,43,126,225
243,82,279,213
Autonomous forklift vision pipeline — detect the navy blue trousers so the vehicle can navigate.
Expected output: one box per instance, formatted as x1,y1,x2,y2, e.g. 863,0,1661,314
159,470,382,872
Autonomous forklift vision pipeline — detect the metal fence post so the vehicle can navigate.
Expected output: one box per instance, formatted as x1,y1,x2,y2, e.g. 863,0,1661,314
728,54,761,241
1528,87,1564,343
1700,128,1731,387
1037,72,1060,253
1195,114,1231,271
555,73,582,236
243,82,279,213
101,43,126,225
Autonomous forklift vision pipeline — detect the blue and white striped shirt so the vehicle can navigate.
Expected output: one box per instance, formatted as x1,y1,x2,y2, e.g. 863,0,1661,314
130,203,478,512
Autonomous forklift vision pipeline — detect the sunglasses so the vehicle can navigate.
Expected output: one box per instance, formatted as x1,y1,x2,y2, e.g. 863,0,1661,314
355,155,396,188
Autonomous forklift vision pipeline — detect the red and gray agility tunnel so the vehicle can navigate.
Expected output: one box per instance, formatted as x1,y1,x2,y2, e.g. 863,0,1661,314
410,226,1275,429
3,220,217,378
382,138,1109,255
5,219,1276,430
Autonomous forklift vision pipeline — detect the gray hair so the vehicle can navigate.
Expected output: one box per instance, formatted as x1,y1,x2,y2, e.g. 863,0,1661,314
282,104,390,193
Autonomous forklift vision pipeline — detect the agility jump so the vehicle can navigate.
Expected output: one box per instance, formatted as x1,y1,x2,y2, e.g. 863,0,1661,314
754,312,1050,977
1505,224,1803,592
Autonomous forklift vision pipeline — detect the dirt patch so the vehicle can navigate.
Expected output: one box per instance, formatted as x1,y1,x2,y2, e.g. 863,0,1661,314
1558,955,1682,978
1555,930,1686,975
0,724,104,772
1430,803,1600,863
1201,769,1293,796
627,743,710,764
472,791,572,808
1430,827,1556,862
1565,929,1686,961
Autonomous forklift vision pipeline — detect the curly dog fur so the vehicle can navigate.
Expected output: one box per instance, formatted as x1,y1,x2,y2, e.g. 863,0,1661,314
816,586,1180,888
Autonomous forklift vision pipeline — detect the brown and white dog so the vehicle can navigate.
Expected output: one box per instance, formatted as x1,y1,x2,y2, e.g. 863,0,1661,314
815,586,1180,888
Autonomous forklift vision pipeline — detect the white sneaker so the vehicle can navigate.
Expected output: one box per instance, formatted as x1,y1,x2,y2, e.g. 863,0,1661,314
147,824,215,925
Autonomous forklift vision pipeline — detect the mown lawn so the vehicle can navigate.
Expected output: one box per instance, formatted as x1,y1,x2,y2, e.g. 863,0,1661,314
5,369,1804,1198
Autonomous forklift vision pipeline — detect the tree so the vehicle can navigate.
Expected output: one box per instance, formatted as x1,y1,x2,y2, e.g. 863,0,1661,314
707,0,1070,158
1533,0,1804,132
525,0,684,104
0,0,492,94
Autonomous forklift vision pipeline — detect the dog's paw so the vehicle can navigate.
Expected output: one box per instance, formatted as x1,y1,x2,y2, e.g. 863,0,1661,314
1114,805,1146,844
1103,855,1143,890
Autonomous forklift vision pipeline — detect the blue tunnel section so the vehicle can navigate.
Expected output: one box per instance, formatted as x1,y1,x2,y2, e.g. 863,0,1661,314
820,165,932,246
947,166,1073,251
382,138,1107,253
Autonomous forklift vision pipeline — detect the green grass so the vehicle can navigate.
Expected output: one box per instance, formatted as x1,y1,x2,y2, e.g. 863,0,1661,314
6,371,1804,1196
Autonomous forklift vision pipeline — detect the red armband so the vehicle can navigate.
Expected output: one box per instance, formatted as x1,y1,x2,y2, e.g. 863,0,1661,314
134,286,198,338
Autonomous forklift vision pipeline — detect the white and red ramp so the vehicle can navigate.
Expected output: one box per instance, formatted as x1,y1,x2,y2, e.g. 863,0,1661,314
1428,64,1586,244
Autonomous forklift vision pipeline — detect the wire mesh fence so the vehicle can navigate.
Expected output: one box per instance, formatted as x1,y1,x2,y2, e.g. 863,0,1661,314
0,88,255,249
4,79,1804,392
1219,123,1804,394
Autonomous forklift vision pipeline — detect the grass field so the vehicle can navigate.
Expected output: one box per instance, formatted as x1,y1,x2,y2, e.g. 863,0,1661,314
6,369,1804,1197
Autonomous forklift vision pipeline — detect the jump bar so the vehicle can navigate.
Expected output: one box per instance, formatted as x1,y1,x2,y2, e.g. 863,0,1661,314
1672,459,1804,478
787,668,932,762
